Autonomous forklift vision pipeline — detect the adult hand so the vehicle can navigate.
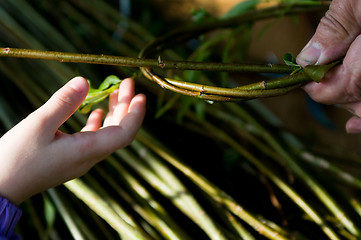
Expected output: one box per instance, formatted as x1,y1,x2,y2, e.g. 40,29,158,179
0,77,146,205
296,0,361,133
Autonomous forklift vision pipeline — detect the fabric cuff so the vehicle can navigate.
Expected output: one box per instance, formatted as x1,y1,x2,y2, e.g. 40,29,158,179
0,196,22,239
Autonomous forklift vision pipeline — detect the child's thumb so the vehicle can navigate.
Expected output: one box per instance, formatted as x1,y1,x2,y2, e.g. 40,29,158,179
38,77,89,131
296,0,361,67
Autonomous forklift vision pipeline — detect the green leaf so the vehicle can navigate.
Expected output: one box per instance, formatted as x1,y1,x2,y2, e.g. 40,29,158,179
283,52,298,68
304,60,342,83
98,75,122,90
221,0,260,19
78,75,121,114
283,52,302,74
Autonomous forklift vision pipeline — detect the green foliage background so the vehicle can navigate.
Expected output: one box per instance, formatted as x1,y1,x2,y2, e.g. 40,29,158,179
1,0,361,239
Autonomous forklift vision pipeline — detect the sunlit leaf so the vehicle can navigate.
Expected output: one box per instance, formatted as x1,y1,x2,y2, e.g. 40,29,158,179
282,52,302,74
98,75,122,91
304,60,342,83
78,75,121,114
282,52,298,68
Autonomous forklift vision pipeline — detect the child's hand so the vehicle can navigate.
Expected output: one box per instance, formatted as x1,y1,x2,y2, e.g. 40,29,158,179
0,77,146,205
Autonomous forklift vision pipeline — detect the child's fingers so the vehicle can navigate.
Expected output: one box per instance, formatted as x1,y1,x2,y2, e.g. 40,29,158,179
74,93,145,164
35,77,89,134
110,78,135,126
51,93,146,180
97,93,146,154
82,109,104,132
104,89,119,126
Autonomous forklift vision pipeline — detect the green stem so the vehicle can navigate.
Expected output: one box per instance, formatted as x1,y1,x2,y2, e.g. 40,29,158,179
138,2,330,101
0,2,331,102
64,179,149,240
96,162,191,240
0,47,292,73
47,189,94,240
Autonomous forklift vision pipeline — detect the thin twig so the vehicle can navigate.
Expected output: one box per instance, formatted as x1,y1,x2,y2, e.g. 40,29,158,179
0,47,292,73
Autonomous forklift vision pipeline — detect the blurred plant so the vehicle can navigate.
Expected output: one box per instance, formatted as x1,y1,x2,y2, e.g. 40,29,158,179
1,0,360,240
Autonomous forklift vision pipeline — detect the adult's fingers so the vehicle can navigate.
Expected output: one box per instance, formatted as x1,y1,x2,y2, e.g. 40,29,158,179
303,35,361,104
296,0,361,109
296,0,361,67
346,116,361,133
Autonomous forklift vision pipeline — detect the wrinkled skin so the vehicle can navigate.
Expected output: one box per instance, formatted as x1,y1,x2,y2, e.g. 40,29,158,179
296,0,361,133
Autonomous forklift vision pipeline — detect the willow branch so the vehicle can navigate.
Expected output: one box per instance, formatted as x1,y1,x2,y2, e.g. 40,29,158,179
0,47,292,74
137,2,331,101
0,2,332,102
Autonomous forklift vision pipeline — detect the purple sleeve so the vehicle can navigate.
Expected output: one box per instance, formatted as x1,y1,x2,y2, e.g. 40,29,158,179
0,196,22,240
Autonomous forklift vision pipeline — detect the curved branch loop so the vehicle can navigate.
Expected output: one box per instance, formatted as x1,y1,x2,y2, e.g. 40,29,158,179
139,2,330,101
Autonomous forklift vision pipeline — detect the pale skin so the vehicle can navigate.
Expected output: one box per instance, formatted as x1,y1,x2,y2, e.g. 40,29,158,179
296,0,361,133
0,77,146,205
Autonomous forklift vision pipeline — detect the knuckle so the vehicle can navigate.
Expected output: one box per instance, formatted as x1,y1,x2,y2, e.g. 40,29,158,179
116,126,135,147
349,79,361,102
320,13,348,39
54,87,78,107
319,1,359,41
123,135,135,147
54,95,73,109
341,66,361,103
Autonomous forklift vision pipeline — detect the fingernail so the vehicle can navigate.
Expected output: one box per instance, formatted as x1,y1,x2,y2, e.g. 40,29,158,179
69,77,87,93
346,122,361,134
346,126,361,134
346,116,361,134
296,42,321,66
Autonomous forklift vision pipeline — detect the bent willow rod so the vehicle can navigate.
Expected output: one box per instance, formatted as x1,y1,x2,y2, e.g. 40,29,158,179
0,2,334,102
